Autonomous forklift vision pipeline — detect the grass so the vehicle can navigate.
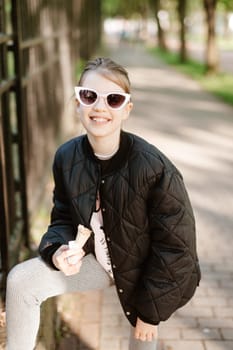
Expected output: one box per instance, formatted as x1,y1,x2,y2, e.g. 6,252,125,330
150,47,233,107
185,33,233,51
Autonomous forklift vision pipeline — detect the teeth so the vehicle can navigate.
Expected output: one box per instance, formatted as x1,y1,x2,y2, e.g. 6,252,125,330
92,117,109,122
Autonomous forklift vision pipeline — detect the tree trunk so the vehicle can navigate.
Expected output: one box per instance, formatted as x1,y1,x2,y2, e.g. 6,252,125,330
203,0,219,73
153,0,167,50
177,0,188,62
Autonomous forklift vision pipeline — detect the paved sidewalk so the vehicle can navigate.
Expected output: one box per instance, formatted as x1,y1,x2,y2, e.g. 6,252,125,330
1,42,233,350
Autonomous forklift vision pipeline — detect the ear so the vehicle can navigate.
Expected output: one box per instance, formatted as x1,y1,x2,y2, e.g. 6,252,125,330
123,101,133,120
75,98,81,113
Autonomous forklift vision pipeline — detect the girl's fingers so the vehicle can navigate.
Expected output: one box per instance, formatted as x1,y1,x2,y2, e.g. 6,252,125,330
63,260,83,276
135,332,154,342
62,248,84,259
65,249,85,265
52,245,84,274
134,318,158,342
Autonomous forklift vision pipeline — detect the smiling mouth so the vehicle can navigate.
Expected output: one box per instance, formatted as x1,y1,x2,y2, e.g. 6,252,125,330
90,116,111,123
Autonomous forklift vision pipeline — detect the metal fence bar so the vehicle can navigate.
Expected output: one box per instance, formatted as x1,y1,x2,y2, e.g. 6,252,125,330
22,54,60,87
0,0,10,292
11,0,30,246
20,30,69,49
0,78,15,94
0,107,10,294
0,33,12,44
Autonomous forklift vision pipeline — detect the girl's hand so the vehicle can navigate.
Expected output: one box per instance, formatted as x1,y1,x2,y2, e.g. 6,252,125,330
52,245,85,276
134,317,158,342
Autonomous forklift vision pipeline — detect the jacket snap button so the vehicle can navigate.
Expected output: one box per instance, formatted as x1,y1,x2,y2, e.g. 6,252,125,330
107,237,110,242
102,208,106,212
113,264,116,269
126,311,131,315
101,180,105,184
119,289,123,293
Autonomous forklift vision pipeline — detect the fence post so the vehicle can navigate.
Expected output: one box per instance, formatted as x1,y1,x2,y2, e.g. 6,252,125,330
11,0,29,247
0,125,9,294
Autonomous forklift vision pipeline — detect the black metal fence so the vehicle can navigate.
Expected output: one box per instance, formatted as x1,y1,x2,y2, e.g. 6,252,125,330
0,0,101,294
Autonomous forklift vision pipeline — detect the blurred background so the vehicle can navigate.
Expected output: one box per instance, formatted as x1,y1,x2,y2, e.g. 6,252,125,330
1,1,233,349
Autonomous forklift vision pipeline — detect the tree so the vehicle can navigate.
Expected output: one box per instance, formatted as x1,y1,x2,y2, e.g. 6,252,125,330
149,0,167,50
177,0,188,62
203,0,219,73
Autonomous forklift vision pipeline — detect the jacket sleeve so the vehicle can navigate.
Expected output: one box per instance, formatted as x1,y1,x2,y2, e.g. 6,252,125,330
38,150,77,264
134,167,200,325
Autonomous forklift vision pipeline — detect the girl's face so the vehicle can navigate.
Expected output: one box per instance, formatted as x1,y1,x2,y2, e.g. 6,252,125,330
76,72,133,141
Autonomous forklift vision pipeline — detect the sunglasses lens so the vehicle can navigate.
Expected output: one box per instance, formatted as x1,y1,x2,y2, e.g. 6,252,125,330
79,89,97,105
107,94,126,108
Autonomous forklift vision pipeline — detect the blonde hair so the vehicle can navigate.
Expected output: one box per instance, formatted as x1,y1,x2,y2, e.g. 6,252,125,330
78,57,131,93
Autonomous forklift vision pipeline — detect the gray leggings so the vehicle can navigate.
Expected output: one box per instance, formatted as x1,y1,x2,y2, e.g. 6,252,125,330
6,254,157,350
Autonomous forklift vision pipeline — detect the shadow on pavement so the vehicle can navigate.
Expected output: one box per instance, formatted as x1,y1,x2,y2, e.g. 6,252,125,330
57,316,93,350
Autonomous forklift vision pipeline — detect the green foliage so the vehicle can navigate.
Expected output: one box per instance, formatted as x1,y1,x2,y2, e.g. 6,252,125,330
76,59,86,81
101,0,233,19
102,0,122,17
102,0,206,18
102,0,149,18
150,47,233,106
218,0,233,11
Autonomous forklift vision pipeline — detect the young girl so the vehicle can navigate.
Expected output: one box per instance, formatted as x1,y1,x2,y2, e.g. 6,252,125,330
6,57,200,350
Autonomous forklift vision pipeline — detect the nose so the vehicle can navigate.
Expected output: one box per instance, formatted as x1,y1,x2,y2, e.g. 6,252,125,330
93,96,107,111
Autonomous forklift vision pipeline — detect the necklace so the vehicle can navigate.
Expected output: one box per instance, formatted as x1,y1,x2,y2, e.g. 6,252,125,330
94,147,119,160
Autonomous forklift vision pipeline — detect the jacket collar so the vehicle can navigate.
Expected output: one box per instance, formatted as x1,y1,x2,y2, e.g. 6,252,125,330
82,131,133,176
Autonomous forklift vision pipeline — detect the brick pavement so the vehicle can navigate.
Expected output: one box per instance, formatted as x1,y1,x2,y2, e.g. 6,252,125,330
1,41,233,349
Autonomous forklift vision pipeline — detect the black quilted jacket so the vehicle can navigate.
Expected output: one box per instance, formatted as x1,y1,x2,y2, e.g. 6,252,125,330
39,131,201,327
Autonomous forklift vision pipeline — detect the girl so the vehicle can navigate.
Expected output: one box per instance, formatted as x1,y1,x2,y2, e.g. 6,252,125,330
6,57,200,350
